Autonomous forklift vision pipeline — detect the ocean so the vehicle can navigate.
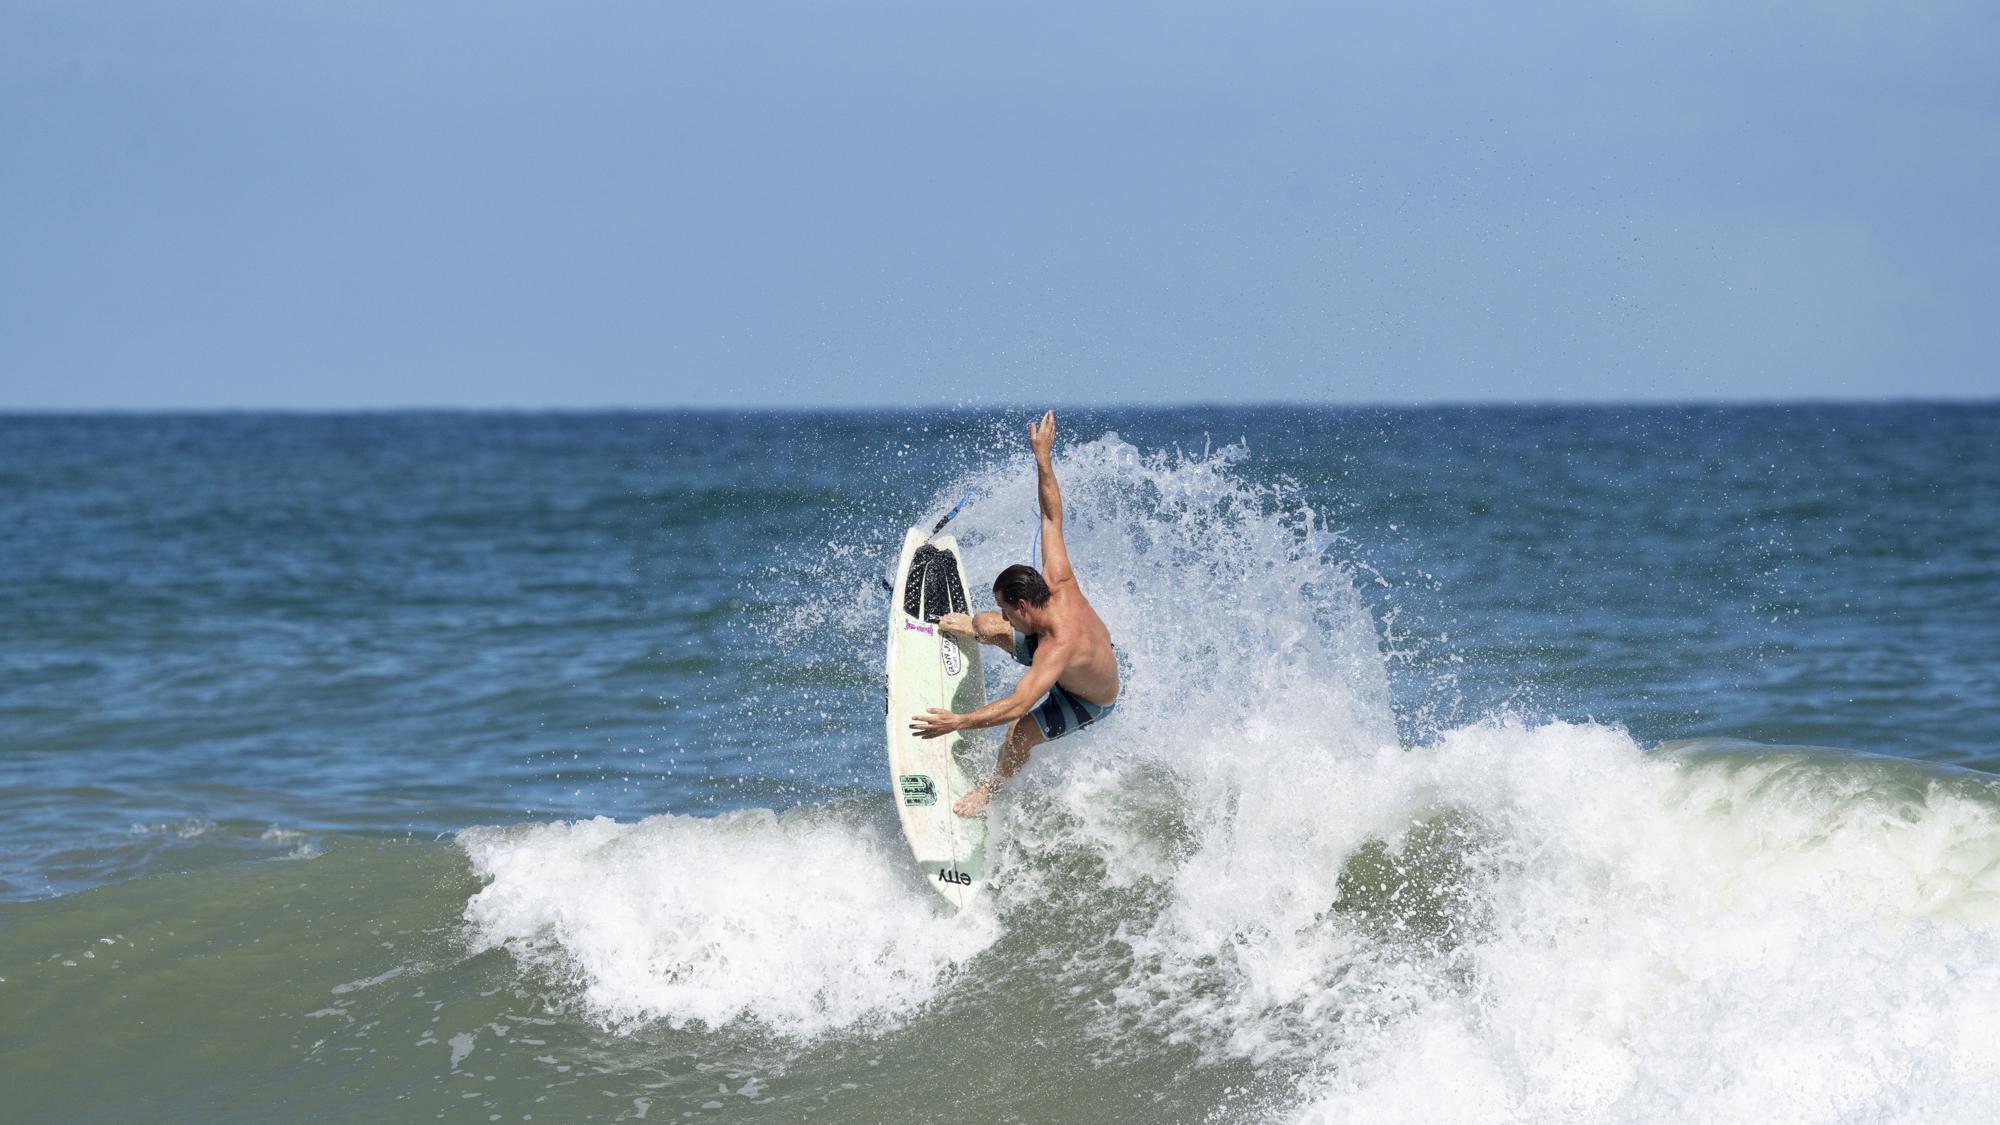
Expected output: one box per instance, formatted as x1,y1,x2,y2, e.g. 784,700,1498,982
2,405,1996,1123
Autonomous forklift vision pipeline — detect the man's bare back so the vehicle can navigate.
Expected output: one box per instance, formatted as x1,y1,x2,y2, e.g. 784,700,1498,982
908,410,1118,816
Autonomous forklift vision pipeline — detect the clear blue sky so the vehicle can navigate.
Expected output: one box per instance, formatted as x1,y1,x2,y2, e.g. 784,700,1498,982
3,0,1994,409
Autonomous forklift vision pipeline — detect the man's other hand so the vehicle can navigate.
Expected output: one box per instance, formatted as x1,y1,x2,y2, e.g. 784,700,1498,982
910,708,963,739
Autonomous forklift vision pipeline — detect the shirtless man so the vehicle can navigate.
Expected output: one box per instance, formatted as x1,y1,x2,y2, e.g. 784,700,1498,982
909,410,1120,817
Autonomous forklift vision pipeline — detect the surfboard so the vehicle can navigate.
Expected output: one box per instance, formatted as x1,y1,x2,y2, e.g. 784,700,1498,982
884,526,989,909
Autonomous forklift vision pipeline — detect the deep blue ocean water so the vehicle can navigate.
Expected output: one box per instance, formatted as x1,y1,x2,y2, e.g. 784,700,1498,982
3,405,1997,1122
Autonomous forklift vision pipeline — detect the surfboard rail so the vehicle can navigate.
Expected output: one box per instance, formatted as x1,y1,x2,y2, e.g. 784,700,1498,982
884,527,989,909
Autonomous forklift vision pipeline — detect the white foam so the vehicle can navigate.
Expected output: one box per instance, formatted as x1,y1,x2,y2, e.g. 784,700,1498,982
1095,718,2000,1123
465,429,2000,1117
458,807,997,1035
128,818,214,838
935,433,2000,1119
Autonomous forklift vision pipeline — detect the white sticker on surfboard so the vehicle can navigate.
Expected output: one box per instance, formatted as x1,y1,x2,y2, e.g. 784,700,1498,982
884,526,988,909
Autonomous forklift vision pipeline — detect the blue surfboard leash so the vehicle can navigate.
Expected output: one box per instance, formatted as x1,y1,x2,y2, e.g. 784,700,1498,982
880,488,977,593
879,463,1038,595
927,488,975,540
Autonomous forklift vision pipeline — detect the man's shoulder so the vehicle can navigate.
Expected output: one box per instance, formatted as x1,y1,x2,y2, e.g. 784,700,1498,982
1048,576,1088,606
1052,583,1107,623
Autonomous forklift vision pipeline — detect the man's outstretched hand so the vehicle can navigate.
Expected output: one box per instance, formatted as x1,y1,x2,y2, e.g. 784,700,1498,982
1030,410,1055,462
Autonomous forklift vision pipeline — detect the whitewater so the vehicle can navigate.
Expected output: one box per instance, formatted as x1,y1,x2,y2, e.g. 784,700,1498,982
452,431,2000,1123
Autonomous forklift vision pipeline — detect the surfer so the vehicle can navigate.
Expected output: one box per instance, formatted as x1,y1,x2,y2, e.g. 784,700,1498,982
911,410,1119,817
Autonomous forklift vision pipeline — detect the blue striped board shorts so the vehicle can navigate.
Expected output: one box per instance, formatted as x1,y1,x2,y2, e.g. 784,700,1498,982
1012,631,1116,741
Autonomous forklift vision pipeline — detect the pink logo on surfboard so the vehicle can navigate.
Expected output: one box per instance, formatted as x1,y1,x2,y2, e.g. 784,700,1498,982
904,620,936,636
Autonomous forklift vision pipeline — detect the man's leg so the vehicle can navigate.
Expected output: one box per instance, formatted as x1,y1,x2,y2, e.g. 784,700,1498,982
953,713,1046,817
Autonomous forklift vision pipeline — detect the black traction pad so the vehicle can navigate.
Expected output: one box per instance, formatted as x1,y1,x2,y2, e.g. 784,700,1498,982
903,543,970,623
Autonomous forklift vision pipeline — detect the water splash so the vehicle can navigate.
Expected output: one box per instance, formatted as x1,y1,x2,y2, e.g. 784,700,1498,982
460,804,998,1035
458,428,2000,1121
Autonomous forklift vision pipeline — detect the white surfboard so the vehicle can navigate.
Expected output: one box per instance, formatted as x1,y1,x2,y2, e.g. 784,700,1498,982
884,527,989,909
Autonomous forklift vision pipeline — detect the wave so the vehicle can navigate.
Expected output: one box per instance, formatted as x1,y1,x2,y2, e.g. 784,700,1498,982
442,432,2000,1121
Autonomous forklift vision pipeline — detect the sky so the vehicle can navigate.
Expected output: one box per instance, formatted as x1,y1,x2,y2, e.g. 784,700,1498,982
2,0,1995,409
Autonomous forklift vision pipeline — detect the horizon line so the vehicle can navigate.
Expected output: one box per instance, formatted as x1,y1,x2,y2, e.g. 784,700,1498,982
3,395,1996,417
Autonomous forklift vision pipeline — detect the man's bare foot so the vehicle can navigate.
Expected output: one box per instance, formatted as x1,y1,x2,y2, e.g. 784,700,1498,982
954,785,994,817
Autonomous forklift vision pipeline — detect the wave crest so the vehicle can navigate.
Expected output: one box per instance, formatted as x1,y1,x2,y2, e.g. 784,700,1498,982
459,806,997,1035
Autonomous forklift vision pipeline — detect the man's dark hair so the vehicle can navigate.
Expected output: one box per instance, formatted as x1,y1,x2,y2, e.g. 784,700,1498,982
993,564,1053,608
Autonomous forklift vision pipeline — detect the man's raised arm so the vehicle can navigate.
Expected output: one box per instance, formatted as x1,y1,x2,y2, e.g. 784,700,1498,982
1031,410,1073,586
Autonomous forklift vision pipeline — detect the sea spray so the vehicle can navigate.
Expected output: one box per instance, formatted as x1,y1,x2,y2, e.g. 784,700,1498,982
924,434,2000,1119
452,426,2000,1121
459,431,1400,1039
